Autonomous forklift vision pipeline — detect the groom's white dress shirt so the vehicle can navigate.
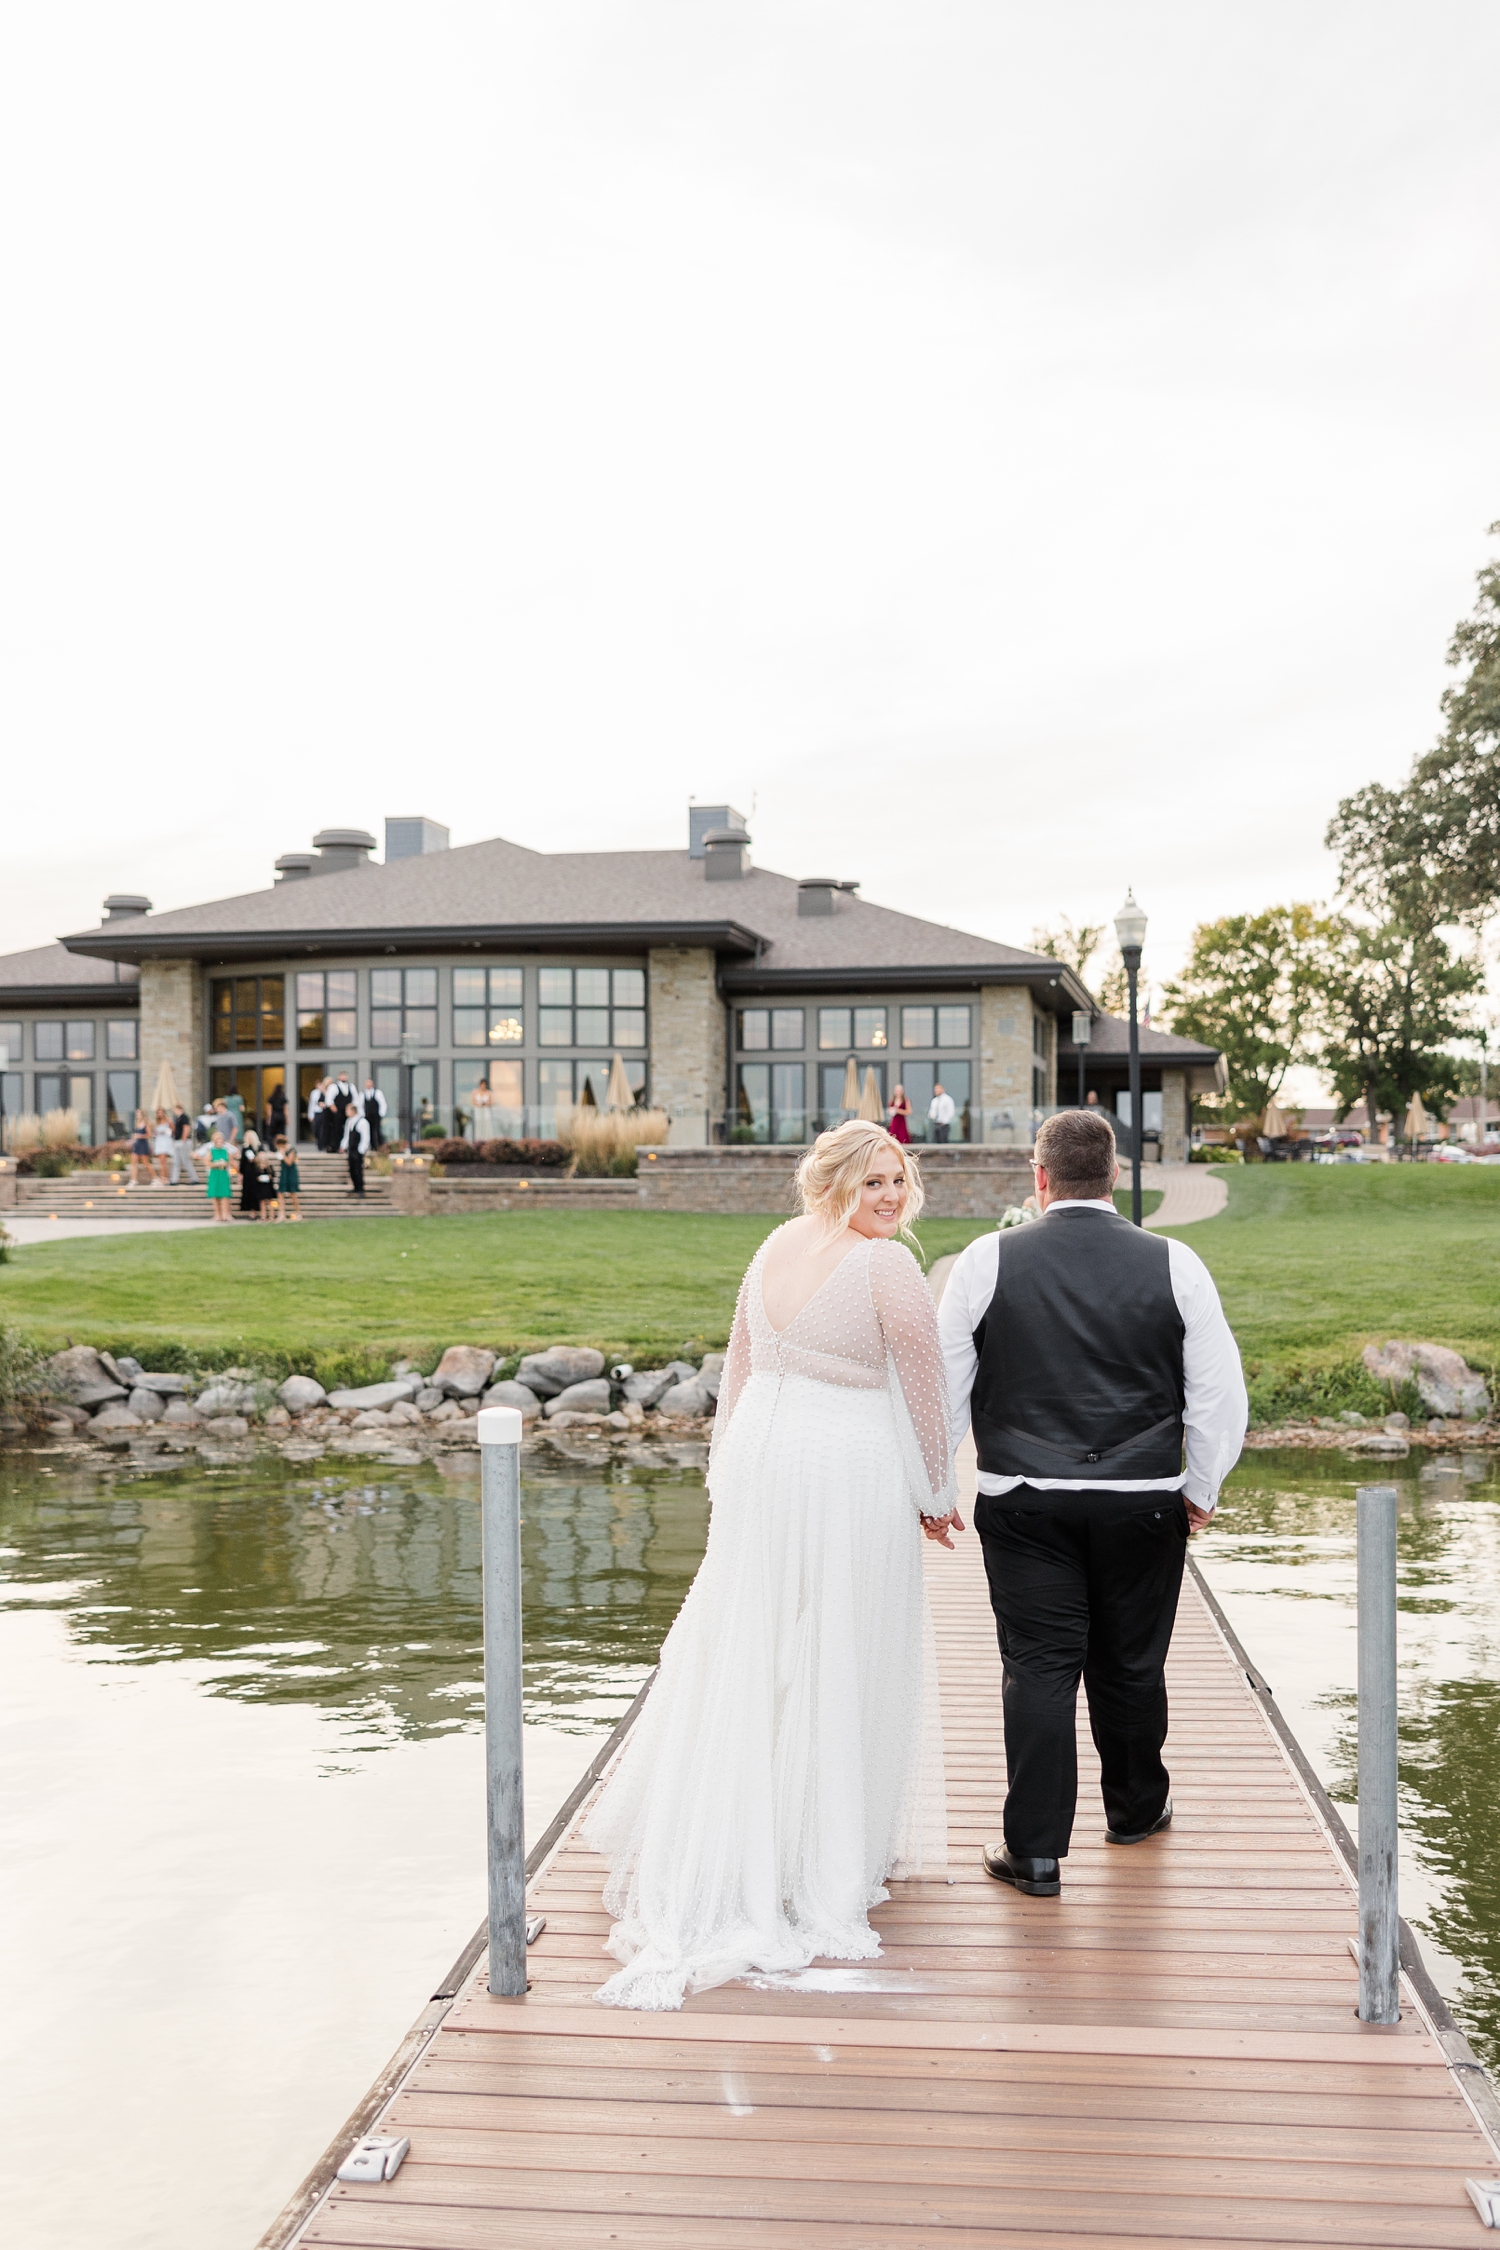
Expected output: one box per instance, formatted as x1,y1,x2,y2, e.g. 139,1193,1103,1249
938,1197,1248,1513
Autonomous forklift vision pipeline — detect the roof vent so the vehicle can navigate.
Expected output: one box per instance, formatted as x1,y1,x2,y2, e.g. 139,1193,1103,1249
797,877,859,918
689,804,748,860
275,853,317,882
308,828,377,877
385,816,450,861
103,893,152,920
702,827,751,881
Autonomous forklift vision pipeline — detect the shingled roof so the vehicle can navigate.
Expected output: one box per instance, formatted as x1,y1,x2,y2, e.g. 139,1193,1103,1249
60,836,1094,1009
0,941,140,1006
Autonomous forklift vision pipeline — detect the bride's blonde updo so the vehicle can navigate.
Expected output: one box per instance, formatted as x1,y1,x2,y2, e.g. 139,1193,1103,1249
793,1119,926,1244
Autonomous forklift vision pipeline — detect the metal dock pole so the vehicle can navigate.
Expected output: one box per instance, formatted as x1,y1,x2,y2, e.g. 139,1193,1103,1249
1356,1482,1400,2024
478,1404,527,1997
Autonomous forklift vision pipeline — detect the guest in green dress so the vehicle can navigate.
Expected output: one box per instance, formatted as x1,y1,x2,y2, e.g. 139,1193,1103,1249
205,1135,233,1223
274,1137,302,1222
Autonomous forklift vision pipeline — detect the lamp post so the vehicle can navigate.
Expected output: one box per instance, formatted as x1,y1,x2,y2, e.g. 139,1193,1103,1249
1071,1010,1092,1109
1114,891,1148,1227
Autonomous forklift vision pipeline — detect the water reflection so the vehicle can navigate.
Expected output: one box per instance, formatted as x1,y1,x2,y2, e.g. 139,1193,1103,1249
0,1444,710,1751
1202,1445,1500,2068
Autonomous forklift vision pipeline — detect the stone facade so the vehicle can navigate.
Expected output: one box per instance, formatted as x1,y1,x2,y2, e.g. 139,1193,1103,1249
978,984,1035,1146
647,946,724,1146
1161,1068,1189,1164
139,960,203,1117
635,1144,1034,1216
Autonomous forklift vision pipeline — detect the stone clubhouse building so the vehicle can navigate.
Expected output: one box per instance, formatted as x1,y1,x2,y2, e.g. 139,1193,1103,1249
0,806,1222,1185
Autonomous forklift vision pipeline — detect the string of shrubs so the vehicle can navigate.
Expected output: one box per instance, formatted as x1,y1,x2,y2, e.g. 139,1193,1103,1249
420,1138,571,1169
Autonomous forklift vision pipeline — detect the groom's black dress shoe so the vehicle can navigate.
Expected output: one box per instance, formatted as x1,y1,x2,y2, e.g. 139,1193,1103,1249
981,1843,1061,1897
1105,1796,1173,1846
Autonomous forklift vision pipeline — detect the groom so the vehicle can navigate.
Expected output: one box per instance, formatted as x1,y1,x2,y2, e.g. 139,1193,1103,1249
937,1108,1246,1897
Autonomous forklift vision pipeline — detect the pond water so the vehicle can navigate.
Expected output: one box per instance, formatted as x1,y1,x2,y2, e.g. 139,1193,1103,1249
0,1438,708,2250
4,1438,1498,2250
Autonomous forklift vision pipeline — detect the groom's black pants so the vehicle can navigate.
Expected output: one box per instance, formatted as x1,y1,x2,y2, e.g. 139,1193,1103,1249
973,1486,1188,1860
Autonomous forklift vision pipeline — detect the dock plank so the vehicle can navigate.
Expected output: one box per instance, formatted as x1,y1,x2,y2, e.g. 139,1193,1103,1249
280,1436,1500,2250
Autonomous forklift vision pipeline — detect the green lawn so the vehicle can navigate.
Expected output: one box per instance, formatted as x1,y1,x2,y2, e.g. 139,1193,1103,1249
4,1171,1493,1420
1158,1164,1500,1420
0,1212,996,1383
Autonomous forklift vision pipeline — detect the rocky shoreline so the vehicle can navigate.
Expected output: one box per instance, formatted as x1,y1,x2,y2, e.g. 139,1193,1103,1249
3,1342,723,1467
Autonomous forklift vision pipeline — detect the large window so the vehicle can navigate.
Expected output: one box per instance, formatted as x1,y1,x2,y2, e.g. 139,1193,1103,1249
371,967,437,1048
1032,1012,1049,1110
738,1007,804,1052
211,1064,287,1137
212,977,286,1052
1,1071,20,1123
897,1061,972,1143
107,1018,138,1060
295,971,357,1050
36,1072,92,1136
817,1005,887,1052
453,967,523,1047
454,1059,524,1136
901,1003,971,1049
736,1062,806,1143
537,967,646,1049
106,1073,139,1140
0,1022,20,1067
67,1022,95,1061
34,1021,63,1062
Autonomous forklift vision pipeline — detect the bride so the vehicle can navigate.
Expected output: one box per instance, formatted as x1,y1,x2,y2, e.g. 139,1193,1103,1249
584,1119,962,2011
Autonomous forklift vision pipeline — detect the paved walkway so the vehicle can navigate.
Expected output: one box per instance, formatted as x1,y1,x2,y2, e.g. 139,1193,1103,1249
2,1215,215,1244
1142,1162,1229,1229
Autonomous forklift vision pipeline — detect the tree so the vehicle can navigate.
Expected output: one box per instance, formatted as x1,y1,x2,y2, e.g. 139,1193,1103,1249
1328,523,1500,924
1308,915,1480,1130
1030,916,1128,1012
1160,905,1328,1123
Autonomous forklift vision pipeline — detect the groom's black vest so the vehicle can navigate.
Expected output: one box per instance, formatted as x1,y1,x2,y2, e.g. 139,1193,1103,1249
971,1209,1186,1484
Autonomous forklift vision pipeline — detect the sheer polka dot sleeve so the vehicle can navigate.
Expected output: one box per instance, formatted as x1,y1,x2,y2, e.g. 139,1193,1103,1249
868,1239,957,1514
708,1252,759,1464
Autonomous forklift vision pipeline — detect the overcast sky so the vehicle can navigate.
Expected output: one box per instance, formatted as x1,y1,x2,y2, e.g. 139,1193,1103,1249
3,2,1498,1028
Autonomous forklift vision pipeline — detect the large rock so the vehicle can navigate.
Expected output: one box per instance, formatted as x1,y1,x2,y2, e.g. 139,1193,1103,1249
326,1380,422,1411
387,1400,424,1426
195,1379,261,1417
203,1415,250,1439
128,1386,166,1422
161,1398,202,1426
45,1346,126,1405
622,1364,695,1409
415,1387,445,1413
657,1378,712,1418
350,1408,392,1429
279,1375,327,1414
544,1378,611,1419
517,1346,606,1398
698,1352,727,1401
89,1404,143,1432
132,1372,188,1396
114,1356,144,1383
482,1381,542,1420
429,1345,497,1398
1363,1340,1490,1420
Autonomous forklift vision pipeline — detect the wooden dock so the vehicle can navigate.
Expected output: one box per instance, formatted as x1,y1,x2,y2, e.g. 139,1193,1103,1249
274,1442,1500,2250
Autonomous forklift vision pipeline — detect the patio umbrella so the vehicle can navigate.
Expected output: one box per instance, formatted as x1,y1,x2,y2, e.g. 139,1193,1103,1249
840,1055,860,1113
151,1060,179,1112
858,1068,885,1124
1405,1091,1429,1141
605,1052,634,1111
1261,1100,1290,1138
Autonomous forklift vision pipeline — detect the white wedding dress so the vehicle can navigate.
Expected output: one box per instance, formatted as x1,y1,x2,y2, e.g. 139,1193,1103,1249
584,1228,955,2011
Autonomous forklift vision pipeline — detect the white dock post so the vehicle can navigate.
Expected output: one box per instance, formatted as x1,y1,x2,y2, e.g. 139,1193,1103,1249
478,1405,527,1997
1356,1482,1400,2024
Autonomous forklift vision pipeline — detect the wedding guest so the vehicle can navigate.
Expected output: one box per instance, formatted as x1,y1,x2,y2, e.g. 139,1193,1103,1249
928,1082,956,1144
205,1133,234,1221
151,1107,173,1183
306,1078,326,1147
275,1135,302,1221
224,1087,245,1145
361,1076,387,1148
128,1108,155,1187
887,1084,911,1144
169,1104,199,1186
240,1129,269,1219
330,1074,355,1149
341,1105,370,1197
267,1080,287,1143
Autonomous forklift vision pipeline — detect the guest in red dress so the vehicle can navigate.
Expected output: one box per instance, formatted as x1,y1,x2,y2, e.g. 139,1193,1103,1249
887,1084,912,1144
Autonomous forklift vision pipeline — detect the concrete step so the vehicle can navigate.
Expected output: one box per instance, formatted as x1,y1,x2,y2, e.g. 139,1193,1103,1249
14,1172,393,1218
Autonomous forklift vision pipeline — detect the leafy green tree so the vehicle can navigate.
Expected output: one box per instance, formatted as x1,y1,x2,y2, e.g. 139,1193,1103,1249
1161,905,1328,1122
1308,914,1480,1131
1030,916,1128,1012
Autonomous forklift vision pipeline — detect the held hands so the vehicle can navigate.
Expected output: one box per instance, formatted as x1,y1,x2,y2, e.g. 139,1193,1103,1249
920,1507,965,1549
